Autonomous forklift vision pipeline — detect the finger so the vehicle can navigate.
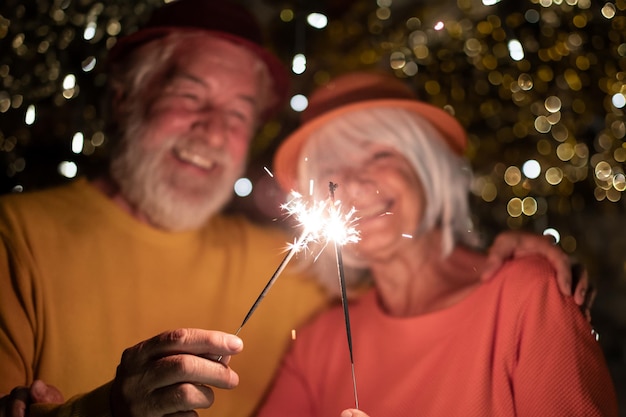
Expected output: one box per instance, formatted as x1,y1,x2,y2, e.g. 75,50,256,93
9,399,26,417
572,268,589,306
486,232,521,259
146,354,240,391
150,383,214,416
6,388,29,417
30,380,64,404
480,232,523,282
126,329,243,366
548,252,573,297
479,255,505,282
583,284,597,323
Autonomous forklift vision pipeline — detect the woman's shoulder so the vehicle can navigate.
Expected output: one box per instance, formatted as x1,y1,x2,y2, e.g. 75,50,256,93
447,245,557,290
487,254,560,306
498,254,556,285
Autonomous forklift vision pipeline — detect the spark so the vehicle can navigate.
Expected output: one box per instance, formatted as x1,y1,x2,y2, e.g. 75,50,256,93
281,190,360,250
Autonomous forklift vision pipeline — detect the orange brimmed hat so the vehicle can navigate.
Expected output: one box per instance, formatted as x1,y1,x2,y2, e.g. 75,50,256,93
108,0,289,120
273,71,468,192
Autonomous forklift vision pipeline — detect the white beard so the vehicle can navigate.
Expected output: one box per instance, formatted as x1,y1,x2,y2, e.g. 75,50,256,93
110,120,244,232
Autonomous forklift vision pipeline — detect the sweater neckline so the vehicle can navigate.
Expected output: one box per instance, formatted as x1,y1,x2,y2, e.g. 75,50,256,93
358,276,491,332
70,177,220,247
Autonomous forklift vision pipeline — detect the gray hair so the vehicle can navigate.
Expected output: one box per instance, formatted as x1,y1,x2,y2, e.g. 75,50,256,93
294,106,481,293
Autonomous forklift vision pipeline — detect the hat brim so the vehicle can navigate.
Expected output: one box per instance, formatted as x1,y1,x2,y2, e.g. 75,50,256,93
108,27,290,120
273,99,467,192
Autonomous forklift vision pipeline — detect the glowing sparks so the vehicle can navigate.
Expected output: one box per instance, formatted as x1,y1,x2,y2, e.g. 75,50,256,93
281,190,360,252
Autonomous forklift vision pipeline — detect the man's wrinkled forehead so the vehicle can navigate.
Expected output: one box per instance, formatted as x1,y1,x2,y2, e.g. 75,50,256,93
171,33,264,69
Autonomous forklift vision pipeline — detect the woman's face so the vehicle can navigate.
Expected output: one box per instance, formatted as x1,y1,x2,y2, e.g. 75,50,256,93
316,142,425,262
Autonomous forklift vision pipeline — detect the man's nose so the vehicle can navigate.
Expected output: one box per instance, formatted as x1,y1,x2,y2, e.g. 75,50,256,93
192,109,227,148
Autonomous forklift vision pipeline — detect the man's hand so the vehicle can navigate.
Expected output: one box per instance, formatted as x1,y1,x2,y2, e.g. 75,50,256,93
481,231,595,318
110,328,243,417
0,380,63,417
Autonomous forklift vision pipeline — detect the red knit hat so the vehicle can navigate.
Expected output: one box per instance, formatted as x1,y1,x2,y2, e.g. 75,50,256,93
108,0,289,120
273,71,467,191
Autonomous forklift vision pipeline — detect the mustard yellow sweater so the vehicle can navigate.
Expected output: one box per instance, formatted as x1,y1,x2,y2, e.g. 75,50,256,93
0,178,327,417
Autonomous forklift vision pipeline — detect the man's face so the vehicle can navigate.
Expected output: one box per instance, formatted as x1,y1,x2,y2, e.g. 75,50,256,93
111,35,267,231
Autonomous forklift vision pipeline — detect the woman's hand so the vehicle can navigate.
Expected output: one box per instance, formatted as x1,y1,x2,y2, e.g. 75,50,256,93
341,409,370,417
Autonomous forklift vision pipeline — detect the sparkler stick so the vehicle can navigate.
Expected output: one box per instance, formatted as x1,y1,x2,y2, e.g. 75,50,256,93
232,229,308,336
329,182,360,410
216,228,310,362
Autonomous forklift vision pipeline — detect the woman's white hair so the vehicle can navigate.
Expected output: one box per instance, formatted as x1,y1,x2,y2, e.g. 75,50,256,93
294,106,481,294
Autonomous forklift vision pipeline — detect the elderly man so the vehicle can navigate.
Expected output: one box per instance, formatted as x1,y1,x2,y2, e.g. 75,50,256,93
0,1,327,416
0,1,587,417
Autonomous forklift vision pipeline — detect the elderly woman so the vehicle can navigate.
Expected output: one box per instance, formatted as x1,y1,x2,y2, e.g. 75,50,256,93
257,72,618,417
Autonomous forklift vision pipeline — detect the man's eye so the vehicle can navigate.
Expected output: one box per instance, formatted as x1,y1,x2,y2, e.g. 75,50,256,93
177,93,200,101
226,108,256,126
373,150,393,160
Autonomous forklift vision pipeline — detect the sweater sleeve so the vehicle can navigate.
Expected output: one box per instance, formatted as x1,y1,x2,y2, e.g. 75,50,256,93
0,217,114,417
0,231,38,390
509,256,618,417
30,382,112,417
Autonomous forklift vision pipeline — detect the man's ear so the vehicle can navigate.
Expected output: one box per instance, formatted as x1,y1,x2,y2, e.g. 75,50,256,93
110,82,126,107
109,81,129,120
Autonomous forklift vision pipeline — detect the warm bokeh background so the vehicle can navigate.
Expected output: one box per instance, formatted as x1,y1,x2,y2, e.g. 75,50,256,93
1,0,624,409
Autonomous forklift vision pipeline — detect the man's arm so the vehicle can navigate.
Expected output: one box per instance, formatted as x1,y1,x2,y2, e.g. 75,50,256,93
1,329,244,417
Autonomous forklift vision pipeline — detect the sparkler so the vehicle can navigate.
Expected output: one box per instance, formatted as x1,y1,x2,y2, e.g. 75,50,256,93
329,182,360,410
222,176,360,409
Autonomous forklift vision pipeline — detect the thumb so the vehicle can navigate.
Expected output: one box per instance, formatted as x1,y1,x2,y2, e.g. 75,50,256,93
479,253,504,282
30,381,63,404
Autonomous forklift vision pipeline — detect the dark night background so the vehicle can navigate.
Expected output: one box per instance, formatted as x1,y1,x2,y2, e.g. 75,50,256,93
0,0,624,410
